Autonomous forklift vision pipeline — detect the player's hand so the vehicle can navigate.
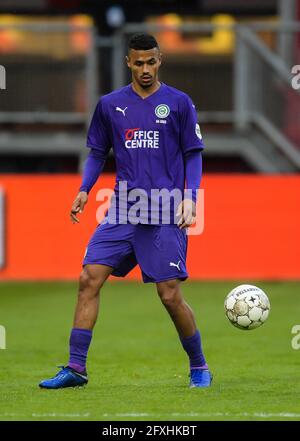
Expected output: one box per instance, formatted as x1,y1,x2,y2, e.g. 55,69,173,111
70,191,88,224
176,198,196,229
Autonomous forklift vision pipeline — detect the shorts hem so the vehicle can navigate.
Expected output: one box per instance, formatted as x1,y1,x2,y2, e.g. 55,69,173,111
83,261,115,270
143,273,188,284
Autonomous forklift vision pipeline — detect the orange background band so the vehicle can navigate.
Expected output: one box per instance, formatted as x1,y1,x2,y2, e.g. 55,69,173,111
0,174,299,280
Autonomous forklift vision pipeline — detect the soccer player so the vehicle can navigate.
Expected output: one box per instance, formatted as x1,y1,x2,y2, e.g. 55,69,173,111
39,33,212,389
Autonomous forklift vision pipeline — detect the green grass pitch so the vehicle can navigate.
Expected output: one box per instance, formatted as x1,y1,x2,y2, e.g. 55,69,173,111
0,280,299,421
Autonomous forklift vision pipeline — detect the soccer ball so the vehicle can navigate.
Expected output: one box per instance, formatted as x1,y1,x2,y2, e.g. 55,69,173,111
224,284,270,330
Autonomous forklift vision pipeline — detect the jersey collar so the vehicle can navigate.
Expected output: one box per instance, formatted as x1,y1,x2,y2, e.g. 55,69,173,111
128,82,165,101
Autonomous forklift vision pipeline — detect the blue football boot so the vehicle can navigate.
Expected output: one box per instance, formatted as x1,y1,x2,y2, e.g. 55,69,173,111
189,368,213,388
39,366,88,389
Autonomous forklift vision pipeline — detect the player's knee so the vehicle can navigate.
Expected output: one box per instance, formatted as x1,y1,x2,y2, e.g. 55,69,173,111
78,268,105,295
157,280,180,307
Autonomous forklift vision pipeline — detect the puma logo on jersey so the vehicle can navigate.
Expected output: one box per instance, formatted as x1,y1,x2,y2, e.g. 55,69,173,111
116,106,128,116
169,260,181,271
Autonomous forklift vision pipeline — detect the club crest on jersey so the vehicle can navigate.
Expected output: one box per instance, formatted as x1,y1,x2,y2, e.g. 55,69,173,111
155,104,170,119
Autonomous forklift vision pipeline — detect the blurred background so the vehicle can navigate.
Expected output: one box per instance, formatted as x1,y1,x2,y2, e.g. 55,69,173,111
0,0,299,280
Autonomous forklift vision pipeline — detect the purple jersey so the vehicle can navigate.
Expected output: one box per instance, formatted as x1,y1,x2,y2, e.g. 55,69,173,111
86,83,204,224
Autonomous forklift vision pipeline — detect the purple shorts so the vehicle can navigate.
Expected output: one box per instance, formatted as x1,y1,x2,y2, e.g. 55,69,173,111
83,221,188,283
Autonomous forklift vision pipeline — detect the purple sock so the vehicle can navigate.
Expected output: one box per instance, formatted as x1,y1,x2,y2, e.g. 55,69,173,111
180,329,208,370
68,328,92,373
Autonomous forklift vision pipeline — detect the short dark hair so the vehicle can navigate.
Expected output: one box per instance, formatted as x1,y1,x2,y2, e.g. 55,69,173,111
128,33,159,51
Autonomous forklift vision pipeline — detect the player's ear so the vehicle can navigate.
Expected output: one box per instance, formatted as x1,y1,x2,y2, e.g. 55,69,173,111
158,52,162,66
125,55,130,68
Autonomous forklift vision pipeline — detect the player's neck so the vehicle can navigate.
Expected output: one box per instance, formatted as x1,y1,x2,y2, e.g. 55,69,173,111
131,80,161,99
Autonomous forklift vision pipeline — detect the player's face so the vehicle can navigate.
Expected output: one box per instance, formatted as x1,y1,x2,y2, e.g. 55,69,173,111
126,48,162,88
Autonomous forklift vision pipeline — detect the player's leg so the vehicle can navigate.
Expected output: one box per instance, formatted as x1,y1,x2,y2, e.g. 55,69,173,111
39,263,112,389
157,279,212,387
65,221,135,375
156,278,197,337
156,279,207,364
73,263,113,330
68,263,113,374
39,221,136,389
134,224,212,387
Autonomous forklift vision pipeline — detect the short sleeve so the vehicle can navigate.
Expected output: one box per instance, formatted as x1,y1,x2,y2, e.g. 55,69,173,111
179,95,205,154
86,99,111,156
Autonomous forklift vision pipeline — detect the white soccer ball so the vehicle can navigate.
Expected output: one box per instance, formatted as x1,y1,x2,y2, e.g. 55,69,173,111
224,284,270,330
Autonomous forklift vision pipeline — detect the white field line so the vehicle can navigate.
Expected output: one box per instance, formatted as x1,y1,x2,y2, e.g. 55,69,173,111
0,411,300,419
31,413,90,418
1,412,90,418
102,412,300,419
